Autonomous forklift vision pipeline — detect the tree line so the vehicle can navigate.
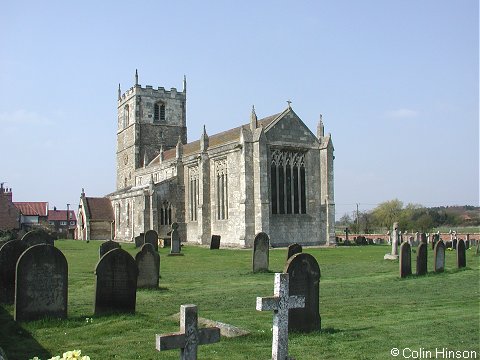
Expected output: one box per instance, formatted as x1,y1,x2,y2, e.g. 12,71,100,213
336,199,480,234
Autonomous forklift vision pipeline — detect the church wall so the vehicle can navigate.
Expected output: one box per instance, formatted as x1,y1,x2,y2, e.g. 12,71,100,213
89,222,112,241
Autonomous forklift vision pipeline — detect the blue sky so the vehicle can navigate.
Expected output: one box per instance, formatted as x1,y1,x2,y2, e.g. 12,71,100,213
0,0,478,219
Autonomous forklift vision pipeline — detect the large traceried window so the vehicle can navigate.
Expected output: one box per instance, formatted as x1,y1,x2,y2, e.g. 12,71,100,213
270,149,306,215
188,166,199,221
215,158,228,220
160,201,172,225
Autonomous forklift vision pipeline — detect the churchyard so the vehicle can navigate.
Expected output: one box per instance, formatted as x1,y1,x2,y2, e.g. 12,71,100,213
0,239,479,359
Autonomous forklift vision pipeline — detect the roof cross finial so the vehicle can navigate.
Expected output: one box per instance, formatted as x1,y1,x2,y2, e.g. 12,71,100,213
287,100,292,109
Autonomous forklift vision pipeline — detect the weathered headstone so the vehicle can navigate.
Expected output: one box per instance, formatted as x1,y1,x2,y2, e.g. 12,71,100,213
134,233,145,248
464,236,470,250
99,240,121,258
256,273,305,360
21,229,54,247
170,223,183,255
210,235,221,250
0,240,28,304
284,253,321,332
144,230,159,252
252,232,269,272
420,233,427,244
452,239,457,250
135,243,160,288
399,242,412,278
286,243,302,261
432,233,439,250
14,244,68,321
94,248,138,315
456,239,466,268
156,304,221,360
416,242,427,276
433,240,446,273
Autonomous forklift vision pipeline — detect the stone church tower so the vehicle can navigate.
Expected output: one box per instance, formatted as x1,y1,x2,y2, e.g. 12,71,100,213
116,70,187,190
107,72,335,247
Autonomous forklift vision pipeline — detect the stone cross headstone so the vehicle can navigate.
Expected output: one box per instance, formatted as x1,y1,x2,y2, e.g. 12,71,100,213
284,253,321,332
287,243,302,261
14,244,68,321
144,230,159,252
134,233,145,248
456,239,466,268
135,243,160,288
252,232,269,273
99,240,121,258
433,240,446,273
170,223,183,255
94,248,138,315
0,240,28,304
399,242,412,278
210,235,221,250
416,242,427,276
156,304,221,360
21,229,54,247
256,273,305,360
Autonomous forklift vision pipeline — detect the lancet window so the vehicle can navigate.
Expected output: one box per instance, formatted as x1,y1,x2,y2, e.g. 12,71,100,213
154,102,166,123
215,158,228,220
188,166,199,221
160,201,172,226
123,104,130,128
270,149,307,215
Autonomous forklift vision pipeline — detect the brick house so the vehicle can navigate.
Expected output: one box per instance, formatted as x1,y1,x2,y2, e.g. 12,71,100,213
48,207,77,237
0,184,20,231
13,201,48,230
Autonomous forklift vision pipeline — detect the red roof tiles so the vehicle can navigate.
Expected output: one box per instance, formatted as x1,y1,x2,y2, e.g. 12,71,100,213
85,197,114,222
48,210,77,222
13,202,48,216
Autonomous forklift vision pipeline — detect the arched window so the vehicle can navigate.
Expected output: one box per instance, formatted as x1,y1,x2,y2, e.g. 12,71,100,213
154,102,166,123
188,166,199,221
160,201,172,225
123,104,130,128
215,158,228,220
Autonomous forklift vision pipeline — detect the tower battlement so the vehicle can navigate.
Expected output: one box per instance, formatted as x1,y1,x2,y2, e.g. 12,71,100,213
118,85,186,105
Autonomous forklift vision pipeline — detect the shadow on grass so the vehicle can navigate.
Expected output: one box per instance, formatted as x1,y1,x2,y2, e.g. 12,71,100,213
294,326,374,335
0,306,51,360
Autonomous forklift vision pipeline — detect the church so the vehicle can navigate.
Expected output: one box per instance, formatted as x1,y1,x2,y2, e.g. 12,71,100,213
84,71,335,247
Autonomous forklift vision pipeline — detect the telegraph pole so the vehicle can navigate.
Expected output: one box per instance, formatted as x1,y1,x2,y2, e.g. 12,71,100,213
66,203,70,239
356,203,360,233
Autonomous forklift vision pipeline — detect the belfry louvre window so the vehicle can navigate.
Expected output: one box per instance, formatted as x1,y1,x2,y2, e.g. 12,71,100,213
270,149,306,214
160,201,172,225
215,158,228,220
188,166,199,221
154,103,166,122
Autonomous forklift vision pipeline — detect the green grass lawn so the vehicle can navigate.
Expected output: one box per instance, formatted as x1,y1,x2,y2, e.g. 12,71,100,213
1,241,479,360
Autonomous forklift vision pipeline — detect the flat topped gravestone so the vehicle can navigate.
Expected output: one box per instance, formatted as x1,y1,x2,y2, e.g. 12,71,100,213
170,223,183,256
399,242,412,278
210,235,221,250
253,232,269,273
135,243,160,288
14,244,68,321
286,243,302,261
434,240,446,273
416,242,428,276
456,239,466,268
21,229,54,247
99,240,121,258
284,253,321,332
156,304,221,360
94,248,138,315
144,230,159,252
256,273,305,360
0,240,28,304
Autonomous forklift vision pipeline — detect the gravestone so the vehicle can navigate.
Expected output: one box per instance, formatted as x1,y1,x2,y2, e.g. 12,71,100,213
134,233,144,248
432,233,439,250
94,248,138,315
144,230,159,252
284,253,321,332
0,240,28,304
256,273,305,360
21,229,54,247
252,232,269,273
156,304,221,360
452,239,457,250
99,240,121,258
135,243,160,288
170,223,183,255
464,237,470,250
384,222,399,260
456,239,466,268
14,244,68,321
420,233,427,244
210,235,221,250
433,240,446,273
287,243,302,261
416,242,427,276
399,242,412,278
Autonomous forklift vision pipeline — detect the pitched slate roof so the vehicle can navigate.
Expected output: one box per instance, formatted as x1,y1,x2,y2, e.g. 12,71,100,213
13,202,48,216
85,197,114,222
156,111,282,163
48,210,77,222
